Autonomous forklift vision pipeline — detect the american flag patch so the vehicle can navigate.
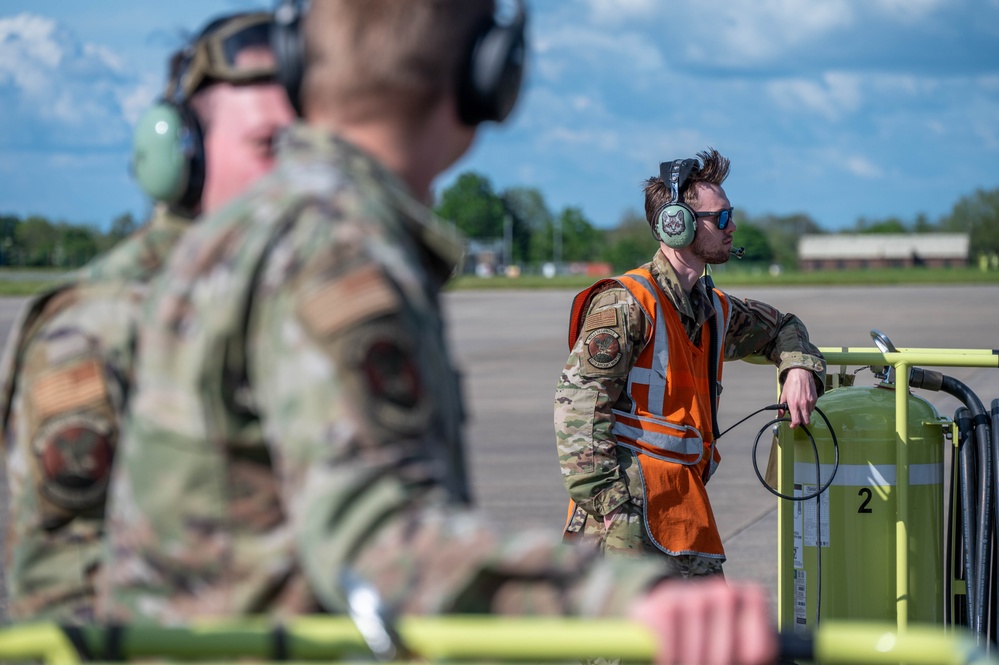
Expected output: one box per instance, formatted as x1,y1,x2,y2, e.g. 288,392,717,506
32,359,107,420
298,265,401,337
583,307,618,331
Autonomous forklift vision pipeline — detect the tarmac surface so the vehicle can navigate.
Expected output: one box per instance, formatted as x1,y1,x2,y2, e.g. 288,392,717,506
1,283,998,620
442,283,999,617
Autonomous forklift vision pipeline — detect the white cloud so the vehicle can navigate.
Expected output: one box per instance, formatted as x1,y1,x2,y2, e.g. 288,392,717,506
0,14,63,92
119,75,161,124
687,0,855,66
766,72,862,121
868,0,947,22
0,12,140,148
0,13,61,63
576,0,856,69
846,155,884,179
535,24,665,76
981,75,999,92
585,0,659,24
546,126,621,152
83,42,125,73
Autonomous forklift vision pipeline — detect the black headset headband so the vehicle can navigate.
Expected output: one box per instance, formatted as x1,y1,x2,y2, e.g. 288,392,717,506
271,0,526,123
660,159,697,205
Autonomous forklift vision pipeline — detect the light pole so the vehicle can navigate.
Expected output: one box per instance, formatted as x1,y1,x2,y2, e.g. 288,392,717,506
503,213,512,273
553,216,562,275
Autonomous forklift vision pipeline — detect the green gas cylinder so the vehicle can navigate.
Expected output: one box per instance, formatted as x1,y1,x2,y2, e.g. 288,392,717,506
776,386,945,633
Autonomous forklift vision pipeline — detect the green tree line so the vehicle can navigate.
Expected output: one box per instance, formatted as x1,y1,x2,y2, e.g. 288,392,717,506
2,178,997,273
436,173,999,274
0,212,138,269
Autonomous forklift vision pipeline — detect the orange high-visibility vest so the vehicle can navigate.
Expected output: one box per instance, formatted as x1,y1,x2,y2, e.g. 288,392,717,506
566,268,731,557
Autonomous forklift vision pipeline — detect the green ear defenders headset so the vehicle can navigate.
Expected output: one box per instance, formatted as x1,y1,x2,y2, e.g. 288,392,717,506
270,0,527,125
131,86,206,213
653,158,700,249
132,12,276,212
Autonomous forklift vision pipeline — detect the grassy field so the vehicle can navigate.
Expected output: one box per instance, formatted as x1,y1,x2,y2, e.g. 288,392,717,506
2,266,998,298
0,270,69,296
450,266,999,291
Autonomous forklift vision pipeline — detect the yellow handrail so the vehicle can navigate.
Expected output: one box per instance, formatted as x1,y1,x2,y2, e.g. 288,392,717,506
0,617,991,665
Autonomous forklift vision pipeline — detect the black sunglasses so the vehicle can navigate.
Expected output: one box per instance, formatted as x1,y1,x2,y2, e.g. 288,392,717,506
695,207,734,230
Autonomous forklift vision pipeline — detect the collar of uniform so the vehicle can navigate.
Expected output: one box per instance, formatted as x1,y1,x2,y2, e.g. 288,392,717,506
154,202,195,231
649,250,715,335
277,122,465,280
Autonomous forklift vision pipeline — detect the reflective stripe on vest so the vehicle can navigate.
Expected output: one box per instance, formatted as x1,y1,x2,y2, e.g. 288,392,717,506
616,271,670,412
611,408,704,463
606,269,730,475
565,268,732,558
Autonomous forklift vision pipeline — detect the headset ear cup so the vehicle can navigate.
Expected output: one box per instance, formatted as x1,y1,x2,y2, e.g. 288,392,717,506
131,101,205,211
457,4,527,126
655,202,697,249
272,0,304,116
132,103,190,204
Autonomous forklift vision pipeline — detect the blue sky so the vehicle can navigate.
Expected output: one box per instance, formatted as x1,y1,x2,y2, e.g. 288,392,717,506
1,0,998,231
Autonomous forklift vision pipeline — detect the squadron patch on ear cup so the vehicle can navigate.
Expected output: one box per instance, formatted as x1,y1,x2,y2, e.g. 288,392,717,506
657,204,697,249
652,159,699,249
659,208,688,240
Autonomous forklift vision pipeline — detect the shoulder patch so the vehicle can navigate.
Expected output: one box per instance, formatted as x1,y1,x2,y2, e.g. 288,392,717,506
348,322,431,435
583,307,618,332
298,265,401,337
584,327,623,369
31,359,108,421
34,411,114,511
746,299,780,329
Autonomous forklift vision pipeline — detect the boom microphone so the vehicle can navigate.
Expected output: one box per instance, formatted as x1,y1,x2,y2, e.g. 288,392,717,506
731,246,745,259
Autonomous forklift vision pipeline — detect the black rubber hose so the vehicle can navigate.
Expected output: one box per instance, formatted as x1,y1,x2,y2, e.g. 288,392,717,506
991,399,999,643
778,631,813,662
941,377,992,639
913,369,992,637
956,407,978,630
945,433,960,626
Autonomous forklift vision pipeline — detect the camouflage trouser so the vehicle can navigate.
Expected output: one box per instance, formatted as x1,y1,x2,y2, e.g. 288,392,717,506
568,503,723,665
567,501,723,665
565,501,724,578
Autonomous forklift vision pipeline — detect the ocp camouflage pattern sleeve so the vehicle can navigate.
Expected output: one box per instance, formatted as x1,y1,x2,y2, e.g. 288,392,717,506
554,285,646,517
1,281,145,622
0,206,189,623
76,205,193,283
723,294,826,389
250,230,670,615
102,125,675,624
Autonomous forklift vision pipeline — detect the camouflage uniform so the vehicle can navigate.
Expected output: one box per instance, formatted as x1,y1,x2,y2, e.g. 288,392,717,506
556,251,825,573
101,124,677,623
0,205,191,621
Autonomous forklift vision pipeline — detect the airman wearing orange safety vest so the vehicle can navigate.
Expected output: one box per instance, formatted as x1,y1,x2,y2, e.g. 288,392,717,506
554,149,825,577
